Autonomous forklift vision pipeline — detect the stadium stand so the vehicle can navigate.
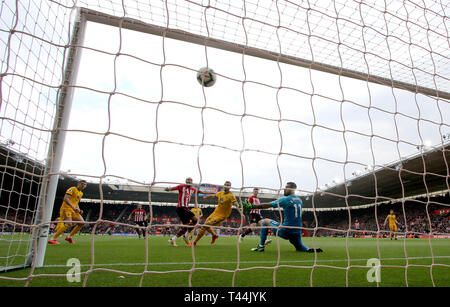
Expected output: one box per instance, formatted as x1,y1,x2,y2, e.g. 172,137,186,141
1,143,449,239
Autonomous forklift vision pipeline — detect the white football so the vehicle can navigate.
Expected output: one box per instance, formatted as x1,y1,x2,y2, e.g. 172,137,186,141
196,67,217,87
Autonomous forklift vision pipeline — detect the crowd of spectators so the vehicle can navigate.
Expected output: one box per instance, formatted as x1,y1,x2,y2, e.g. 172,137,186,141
70,203,281,237
303,194,450,237
72,193,450,238
0,207,33,233
1,193,449,239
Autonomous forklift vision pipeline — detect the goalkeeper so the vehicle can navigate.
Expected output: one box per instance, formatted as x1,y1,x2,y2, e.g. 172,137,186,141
242,182,323,253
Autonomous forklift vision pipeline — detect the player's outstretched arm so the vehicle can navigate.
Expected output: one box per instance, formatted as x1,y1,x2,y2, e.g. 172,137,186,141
202,193,217,199
240,200,271,211
252,202,273,210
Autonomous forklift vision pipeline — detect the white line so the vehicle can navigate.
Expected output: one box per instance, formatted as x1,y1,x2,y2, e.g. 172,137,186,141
43,255,450,268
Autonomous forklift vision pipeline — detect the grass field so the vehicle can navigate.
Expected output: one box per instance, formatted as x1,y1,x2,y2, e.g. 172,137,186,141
1,234,449,287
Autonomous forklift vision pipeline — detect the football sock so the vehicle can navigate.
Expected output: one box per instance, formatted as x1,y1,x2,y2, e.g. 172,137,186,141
187,230,194,240
176,222,195,238
176,227,188,238
259,221,269,247
55,219,64,232
242,228,252,237
194,228,207,243
69,224,83,237
205,227,216,236
53,223,69,239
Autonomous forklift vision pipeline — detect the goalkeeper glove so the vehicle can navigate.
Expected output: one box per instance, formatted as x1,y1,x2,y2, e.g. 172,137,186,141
241,200,254,211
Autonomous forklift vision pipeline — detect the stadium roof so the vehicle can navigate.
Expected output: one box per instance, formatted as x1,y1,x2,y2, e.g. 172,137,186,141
58,144,450,210
0,142,45,176
305,143,450,209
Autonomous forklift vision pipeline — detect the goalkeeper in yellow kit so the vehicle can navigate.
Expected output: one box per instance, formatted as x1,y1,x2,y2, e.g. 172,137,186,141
193,181,243,246
48,180,87,245
383,209,399,240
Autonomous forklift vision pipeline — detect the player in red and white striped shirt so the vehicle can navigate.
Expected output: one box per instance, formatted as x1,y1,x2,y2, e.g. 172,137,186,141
165,177,199,247
239,188,271,246
127,204,148,239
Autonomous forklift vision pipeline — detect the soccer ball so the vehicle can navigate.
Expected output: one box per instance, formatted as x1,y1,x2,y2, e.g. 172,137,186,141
196,67,217,87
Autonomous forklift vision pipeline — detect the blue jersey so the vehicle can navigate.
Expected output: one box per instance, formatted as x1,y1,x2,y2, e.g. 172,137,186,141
270,194,302,231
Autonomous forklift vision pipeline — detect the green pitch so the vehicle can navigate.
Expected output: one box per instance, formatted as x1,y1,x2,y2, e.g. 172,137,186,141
1,234,449,287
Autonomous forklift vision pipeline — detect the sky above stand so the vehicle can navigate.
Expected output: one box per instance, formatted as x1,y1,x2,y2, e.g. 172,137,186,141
58,20,449,193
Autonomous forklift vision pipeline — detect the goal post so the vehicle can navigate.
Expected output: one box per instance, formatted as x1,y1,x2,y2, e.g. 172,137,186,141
26,9,87,269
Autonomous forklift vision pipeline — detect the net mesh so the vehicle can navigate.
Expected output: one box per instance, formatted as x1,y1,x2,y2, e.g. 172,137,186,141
0,0,70,271
0,0,449,287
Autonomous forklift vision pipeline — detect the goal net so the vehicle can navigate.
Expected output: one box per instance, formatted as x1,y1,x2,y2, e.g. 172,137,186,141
0,0,449,287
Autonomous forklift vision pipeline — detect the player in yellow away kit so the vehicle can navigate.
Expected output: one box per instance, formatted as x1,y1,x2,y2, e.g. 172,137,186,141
48,180,87,245
383,209,399,240
191,207,203,219
186,206,203,241
193,181,243,246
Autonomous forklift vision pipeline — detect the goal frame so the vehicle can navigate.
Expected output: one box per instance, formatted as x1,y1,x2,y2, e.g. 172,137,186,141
25,6,450,269
25,10,87,269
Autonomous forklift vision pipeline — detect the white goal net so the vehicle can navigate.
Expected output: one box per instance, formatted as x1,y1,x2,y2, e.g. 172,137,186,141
0,0,449,287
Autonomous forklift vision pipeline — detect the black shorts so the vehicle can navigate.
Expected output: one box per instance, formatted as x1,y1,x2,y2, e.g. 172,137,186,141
176,206,195,224
135,220,148,227
249,213,263,224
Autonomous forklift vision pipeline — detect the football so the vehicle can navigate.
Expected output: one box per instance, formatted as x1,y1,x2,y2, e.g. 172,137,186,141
196,67,217,87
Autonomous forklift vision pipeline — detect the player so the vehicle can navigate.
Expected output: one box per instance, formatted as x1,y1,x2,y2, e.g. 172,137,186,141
48,180,87,245
242,182,323,253
186,205,203,241
53,216,63,233
238,187,271,246
383,209,399,240
165,177,199,247
192,181,243,246
127,203,148,239
191,206,203,220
